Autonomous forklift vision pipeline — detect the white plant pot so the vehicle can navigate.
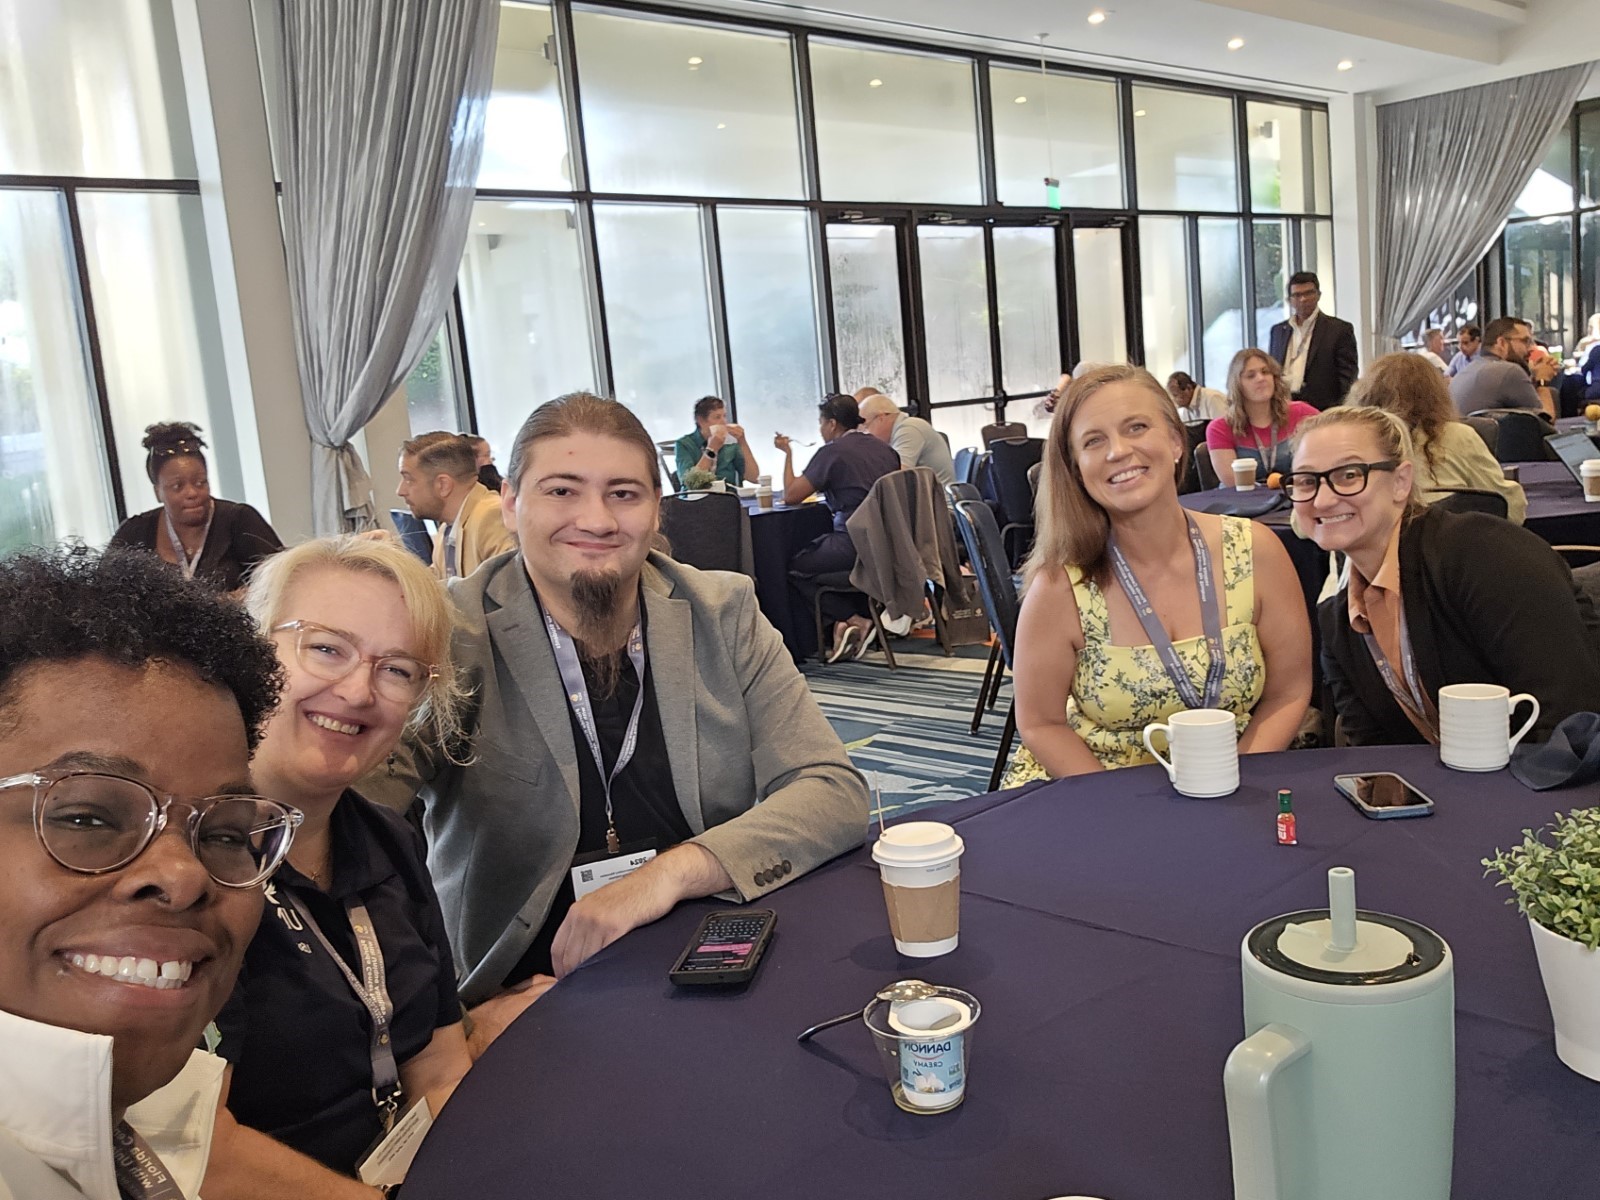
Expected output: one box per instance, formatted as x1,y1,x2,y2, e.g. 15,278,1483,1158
1528,918,1600,1081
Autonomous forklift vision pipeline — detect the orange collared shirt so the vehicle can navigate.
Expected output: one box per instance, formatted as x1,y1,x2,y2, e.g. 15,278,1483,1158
1347,520,1439,740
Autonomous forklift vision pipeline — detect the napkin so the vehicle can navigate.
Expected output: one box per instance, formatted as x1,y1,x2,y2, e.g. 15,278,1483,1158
1510,711,1600,790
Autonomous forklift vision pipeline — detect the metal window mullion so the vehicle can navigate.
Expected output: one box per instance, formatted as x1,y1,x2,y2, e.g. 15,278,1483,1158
1058,218,1080,372
552,0,591,193
983,223,1004,418
577,200,614,398
903,218,930,413
1123,218,1144,367
1184,216,1204,383
60,186,127,522
1240,216,1257,351
1118,78,1139,211
1233,94,1251,217
975,56,998,210
703,205,735,409
810,209,839,394
448,286,478,434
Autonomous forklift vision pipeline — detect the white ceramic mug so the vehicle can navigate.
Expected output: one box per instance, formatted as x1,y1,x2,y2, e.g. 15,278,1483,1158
1437,683,1539,772
1142,708,1239,797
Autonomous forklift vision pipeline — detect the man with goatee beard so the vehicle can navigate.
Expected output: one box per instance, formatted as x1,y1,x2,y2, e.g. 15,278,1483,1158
371,392,869,1040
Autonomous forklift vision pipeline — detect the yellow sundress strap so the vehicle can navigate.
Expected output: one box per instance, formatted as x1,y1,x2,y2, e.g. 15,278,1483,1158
1068,565,1109,641
1219,515,1255,627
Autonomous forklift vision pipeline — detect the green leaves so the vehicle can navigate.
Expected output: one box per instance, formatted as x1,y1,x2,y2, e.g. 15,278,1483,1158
1483,808,1600,950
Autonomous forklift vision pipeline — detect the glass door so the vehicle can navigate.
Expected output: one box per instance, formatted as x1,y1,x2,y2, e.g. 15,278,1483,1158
825,221,907,401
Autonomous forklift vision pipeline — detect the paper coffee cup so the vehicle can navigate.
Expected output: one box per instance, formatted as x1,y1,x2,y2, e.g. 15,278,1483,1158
1231,459,1257,491
873,822,964,957
1582,460,1600,502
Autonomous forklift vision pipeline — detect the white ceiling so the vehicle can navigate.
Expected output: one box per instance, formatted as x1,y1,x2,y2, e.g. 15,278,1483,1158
666,0,1597,101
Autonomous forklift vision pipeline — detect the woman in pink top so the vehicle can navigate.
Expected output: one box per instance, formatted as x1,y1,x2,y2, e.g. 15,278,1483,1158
1206,349,1319,482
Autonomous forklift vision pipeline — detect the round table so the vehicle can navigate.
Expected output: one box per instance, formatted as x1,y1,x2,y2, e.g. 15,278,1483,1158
404,745,1598,1199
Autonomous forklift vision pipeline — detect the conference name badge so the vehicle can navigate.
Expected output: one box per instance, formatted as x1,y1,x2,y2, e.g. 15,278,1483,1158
570,843,657,900
357,1096,433,1187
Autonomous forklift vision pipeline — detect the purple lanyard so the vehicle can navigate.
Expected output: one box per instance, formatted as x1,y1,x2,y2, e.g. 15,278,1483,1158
1107,514,1227,711
1361,608,1438,742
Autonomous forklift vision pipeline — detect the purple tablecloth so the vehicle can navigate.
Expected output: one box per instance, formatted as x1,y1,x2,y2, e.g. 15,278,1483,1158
743,498,833,659
1518,460,1600,546
404,745,1600,1200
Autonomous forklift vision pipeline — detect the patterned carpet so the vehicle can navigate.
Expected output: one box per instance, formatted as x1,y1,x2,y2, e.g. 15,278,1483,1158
801,644,1011,817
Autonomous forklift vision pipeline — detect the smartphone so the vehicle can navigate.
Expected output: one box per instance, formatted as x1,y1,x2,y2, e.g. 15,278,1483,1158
668,909,777,987
1333,772,1436,819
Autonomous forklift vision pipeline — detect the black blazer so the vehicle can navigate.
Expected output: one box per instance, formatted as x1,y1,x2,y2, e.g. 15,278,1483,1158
110,497,284,592
1319,507,1600,746
1268,312,1359,410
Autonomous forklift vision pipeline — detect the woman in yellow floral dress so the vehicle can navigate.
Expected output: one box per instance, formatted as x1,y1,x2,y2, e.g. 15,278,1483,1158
1006,365,1312,782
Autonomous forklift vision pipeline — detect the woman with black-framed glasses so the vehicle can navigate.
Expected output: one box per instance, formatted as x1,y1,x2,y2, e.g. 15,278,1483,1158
1291,406,1600,747
0,546,288,1199
204,535,504,1200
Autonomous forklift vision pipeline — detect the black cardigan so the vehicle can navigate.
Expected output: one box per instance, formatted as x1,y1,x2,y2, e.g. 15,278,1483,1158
110,498,284,593
1320,506,1600,746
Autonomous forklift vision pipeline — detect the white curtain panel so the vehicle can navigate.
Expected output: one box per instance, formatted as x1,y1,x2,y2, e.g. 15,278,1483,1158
274,0,499,533
1374,64,1590,348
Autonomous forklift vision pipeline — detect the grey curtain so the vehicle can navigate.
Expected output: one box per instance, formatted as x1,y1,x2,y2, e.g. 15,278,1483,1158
1374,64,1590,348
274,0,499,533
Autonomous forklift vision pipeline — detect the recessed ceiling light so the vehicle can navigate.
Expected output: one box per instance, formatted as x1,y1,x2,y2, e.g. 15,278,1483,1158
1014,95,1028,104
869,78,883,87
1087,10,1107,25
1227,37,1244,50
716,122,726,129
1337,59,1354,70
687,56,703,65
1133,109,1146,117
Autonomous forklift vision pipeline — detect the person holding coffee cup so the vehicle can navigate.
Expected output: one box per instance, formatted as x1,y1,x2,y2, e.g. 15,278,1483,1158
1206,350,1320,485
1005,365,1313,781
1289,406,1600,747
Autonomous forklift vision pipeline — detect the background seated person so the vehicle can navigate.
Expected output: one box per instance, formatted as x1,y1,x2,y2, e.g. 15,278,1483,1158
1007,365,1312,781
1349,352,1525,524
1449,317,1547,417
366,392,868,1020
1292,406,1600,746
111,422,283,593
1206,349,1319,482
206,538,491,1200
858,390,956,487
777,393,903,661
0,547,292,1199
396,431,516,580
465,434,504,493
1166,371,1227,422
674,396,758,487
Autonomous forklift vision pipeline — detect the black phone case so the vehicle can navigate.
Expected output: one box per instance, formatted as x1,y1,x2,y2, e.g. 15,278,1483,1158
668,909,777,986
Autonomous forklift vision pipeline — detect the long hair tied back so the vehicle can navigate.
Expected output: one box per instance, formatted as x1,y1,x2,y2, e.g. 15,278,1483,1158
143,421,208,484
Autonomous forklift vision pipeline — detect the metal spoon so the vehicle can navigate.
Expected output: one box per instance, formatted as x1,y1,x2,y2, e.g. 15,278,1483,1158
797,979,940,1042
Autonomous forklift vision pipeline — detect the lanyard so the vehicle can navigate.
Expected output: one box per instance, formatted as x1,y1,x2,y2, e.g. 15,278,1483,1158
1107,514,1227,711
542,608,647,855
1361,608,1438,743
163,504,213,582
112,1121,186,1200
1250,423,1282,474
285,894,402,1130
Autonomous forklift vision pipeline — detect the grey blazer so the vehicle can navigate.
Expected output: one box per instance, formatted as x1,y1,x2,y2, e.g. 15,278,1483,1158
374,550,869,1003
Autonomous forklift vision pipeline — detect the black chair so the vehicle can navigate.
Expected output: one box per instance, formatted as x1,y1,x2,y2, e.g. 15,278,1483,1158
660,491,751,574
1192,444,1220,490
953,447,980,486
656,441,681,491
952,498,1021,791
388,510,434,566
1463,416,1499,457
945,482,982,506
988,437,1044,565
1424,488,1508,519
980,422,1027,449
1180,421,1210,495
1478,410,1553,463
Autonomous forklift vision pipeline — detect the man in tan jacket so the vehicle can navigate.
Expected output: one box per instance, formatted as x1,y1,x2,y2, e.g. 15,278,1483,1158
397,432,516,579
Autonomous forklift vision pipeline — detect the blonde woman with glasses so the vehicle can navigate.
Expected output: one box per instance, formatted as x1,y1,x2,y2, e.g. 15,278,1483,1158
204,538,540,1200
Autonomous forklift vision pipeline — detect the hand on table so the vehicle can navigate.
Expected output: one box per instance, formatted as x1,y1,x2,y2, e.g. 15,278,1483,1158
465,974,557,1058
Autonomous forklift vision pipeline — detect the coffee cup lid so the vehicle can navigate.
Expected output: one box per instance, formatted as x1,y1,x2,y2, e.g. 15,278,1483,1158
873,821,964,866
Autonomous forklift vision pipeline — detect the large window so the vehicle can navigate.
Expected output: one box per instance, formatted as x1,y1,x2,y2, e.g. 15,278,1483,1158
826,223,906,399
990,67,1121,209
478,2,571,189
1132,86,1238,212
1246,102,1331,216
917,225,991,401
1139,217,1190,382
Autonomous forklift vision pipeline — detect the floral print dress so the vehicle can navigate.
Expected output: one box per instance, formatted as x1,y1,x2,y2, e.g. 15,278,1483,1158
1004,515,1266,783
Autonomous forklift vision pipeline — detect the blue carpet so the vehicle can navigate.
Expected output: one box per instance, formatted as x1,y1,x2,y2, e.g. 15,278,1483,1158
801,658,1009,817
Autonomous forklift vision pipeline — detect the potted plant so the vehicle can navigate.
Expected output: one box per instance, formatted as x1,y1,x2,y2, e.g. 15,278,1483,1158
681,466,716,493
1483,807,1600,1081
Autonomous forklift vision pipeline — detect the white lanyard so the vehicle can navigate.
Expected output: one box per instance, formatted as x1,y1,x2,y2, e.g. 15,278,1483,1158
163,503,213,581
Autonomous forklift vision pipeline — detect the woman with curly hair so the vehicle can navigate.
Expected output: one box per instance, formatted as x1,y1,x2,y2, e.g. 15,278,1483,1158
110,422,284,592
1348,352,1526,524
0,546,297,1197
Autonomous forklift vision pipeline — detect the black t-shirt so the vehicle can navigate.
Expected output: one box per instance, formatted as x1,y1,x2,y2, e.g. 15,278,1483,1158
108,497,284,592
504,639,688,986
801,429,902,530
216,791,462,1175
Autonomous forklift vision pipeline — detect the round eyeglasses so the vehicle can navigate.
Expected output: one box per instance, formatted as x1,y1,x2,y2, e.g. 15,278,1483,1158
1279,460,1399,503
272,620,437,704
0,769,302,888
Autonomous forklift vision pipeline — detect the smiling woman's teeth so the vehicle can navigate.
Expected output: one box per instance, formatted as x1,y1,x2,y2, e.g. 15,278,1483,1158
68,953,193,990
309,713,361,735
1318,513,1354,524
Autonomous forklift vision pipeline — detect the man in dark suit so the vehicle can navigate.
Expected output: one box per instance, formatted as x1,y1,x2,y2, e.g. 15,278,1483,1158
1268,271,1359,410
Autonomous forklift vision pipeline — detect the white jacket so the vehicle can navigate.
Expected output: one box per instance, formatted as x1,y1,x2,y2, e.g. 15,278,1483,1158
0,1006,224,1200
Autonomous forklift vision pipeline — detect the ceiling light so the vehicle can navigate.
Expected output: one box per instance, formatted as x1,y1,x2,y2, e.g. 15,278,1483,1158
687,56,703,65
716,122,726,129
1014,95,1028,104
1087,9,1107,24
869,78,883,87
1337,59,1354,71
1133,109,1146,117
1227,37,1244,50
